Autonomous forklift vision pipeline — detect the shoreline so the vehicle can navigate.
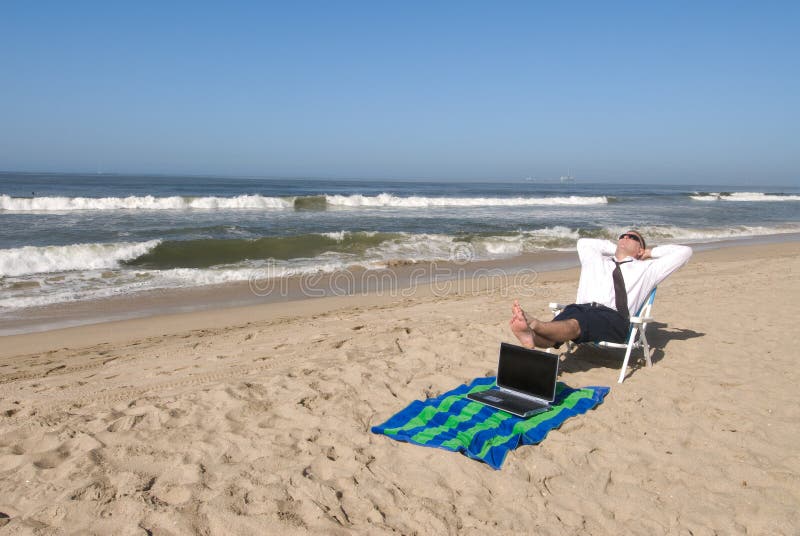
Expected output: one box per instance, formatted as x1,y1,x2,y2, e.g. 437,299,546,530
1,231,799,339
2,237,798,358
0,249,578,337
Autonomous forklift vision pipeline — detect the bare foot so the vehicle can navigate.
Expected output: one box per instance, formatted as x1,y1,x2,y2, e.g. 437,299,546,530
513,300,543,331
511,300,539,328
509,301,535,348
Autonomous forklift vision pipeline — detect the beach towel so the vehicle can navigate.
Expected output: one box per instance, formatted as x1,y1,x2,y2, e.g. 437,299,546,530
371,377,609,469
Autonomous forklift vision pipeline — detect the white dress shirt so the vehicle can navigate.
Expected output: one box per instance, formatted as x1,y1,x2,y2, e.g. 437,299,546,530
575,238,693,316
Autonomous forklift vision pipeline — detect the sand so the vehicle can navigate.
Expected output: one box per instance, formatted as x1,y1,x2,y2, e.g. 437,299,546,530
0,242,798,535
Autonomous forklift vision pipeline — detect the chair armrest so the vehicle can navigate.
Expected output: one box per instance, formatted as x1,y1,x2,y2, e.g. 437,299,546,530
629,316,653,325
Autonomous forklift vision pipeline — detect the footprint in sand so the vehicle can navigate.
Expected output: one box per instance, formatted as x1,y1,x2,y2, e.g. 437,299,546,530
32,447,70,469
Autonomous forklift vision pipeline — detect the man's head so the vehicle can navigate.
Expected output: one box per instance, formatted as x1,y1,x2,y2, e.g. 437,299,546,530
616,230,646,259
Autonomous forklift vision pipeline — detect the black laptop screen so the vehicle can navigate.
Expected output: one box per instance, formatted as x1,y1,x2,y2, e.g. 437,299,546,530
496,343,558,401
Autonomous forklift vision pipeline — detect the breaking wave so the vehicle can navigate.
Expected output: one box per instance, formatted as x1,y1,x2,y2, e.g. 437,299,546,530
5,224,797,279
0,240,161,277
2,224,798,310
324,193,608,207
0,194,292,211
690,192,800,202
0,193,608,212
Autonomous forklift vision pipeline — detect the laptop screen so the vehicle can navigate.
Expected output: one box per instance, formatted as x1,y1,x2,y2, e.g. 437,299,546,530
496,343,558,402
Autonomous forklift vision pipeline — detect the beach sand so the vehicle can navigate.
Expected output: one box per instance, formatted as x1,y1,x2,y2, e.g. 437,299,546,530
1,242,798,535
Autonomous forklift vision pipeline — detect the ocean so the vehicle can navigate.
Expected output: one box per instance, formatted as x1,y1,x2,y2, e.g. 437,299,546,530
1,172,799,322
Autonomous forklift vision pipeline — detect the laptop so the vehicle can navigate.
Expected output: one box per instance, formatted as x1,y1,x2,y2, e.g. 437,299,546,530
467,342,559,417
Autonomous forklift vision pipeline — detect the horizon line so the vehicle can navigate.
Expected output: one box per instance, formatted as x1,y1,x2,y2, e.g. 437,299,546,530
1,169,795,188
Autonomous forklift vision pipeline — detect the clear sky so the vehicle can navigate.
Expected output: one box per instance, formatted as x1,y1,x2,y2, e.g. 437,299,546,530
1,1,798,184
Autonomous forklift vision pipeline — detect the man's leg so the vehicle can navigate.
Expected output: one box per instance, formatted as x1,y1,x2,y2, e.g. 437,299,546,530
530,317,581,344
511,301,568,349
511,301,581,348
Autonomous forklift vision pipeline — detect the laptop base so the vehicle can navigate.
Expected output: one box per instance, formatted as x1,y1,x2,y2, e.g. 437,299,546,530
467,389,552,418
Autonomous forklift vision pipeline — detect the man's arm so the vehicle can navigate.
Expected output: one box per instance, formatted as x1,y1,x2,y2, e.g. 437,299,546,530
577,238,616,265
643,244,693,285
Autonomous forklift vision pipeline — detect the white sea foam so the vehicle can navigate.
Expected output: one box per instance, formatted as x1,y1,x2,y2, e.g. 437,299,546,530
324,193,608,207
323,224,800,265
0,272,152,309
690,192,800,202
364,233,462,262
0,240,161,277
0,192,610,211
482,238,525,257
2,224,798,311
155,263,344,286
0,194,293,211
0,290,107,310
320,231,349,241
0,261,349,309
633,224,800,242
317,230,381,241
361,227,581,263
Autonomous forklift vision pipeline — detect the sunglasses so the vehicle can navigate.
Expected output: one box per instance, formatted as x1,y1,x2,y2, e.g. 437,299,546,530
619,233,642,244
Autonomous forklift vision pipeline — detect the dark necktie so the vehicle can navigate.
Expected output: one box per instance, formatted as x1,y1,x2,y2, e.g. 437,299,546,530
612,260,631,318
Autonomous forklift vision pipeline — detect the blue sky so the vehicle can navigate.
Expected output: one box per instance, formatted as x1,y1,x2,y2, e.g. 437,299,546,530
1,1,798,184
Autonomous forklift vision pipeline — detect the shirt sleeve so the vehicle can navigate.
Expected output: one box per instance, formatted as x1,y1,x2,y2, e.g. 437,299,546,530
645,244,693,287
577,238,616,265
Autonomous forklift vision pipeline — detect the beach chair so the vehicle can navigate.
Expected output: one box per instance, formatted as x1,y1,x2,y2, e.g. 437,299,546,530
549,287,658,383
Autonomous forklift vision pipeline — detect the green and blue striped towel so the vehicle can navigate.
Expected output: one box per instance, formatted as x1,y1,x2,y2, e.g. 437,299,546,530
371,377,609,469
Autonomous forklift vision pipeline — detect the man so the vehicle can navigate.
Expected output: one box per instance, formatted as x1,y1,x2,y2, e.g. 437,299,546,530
510,230,692,349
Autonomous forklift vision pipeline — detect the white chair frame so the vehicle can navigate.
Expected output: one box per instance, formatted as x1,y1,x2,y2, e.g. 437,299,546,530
549,287,658,383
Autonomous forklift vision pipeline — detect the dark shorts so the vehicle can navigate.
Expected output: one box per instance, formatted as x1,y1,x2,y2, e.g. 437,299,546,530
554,303,629,345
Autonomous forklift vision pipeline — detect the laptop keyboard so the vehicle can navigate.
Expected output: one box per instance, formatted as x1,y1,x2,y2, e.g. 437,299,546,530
471,389,547,416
